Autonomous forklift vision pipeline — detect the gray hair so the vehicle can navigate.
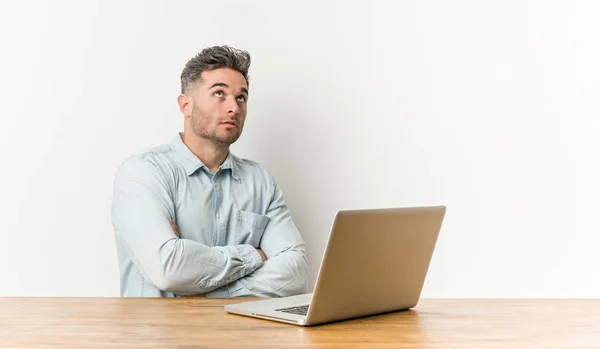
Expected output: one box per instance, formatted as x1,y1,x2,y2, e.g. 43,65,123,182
180,45,251,93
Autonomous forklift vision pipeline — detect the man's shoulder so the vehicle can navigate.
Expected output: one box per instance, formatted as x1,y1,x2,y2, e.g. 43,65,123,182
230,154,275,182
116,142,179,179
135,143,174,163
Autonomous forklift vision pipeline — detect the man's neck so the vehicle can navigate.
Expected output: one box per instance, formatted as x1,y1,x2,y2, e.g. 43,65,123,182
181,132,229,174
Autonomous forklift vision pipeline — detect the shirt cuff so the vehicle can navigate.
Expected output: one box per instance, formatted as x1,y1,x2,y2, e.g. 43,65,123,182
234,244,263,273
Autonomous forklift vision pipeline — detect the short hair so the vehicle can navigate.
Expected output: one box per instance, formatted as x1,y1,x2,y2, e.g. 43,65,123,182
180,45,251,93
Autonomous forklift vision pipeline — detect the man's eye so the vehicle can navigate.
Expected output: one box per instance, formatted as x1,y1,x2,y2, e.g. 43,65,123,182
214,91,224,97
237,95,246,102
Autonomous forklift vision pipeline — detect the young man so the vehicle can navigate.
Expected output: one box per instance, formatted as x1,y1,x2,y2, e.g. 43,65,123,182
111,46,308,298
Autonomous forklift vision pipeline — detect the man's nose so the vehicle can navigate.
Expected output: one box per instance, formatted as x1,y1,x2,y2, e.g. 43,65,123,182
225,97,239,115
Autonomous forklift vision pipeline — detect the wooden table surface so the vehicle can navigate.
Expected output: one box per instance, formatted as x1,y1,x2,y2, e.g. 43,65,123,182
0,297,599,348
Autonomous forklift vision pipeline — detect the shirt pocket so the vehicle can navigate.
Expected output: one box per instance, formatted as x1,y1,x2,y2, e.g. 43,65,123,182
236,210,270,248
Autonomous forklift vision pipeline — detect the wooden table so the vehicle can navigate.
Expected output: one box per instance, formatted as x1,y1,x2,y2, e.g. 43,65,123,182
0,298,598,348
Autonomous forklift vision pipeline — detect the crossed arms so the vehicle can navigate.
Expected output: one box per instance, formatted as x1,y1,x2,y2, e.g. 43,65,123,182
111,156,309,297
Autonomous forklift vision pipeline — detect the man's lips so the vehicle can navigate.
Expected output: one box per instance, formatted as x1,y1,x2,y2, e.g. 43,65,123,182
221,121,238,127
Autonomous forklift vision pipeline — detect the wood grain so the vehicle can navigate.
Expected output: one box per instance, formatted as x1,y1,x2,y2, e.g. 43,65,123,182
0,298,598,348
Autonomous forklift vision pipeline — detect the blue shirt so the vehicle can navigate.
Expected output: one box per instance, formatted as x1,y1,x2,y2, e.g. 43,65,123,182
111,133,309,297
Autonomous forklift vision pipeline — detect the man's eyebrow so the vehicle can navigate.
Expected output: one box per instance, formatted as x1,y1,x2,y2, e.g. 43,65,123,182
209,82,229,89
209,82,249,95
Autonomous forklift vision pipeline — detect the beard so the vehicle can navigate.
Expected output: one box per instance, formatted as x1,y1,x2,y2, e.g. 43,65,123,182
190,108,243,146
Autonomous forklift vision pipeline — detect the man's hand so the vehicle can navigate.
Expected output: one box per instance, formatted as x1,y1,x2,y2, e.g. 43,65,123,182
256,248,267,262
171,219,180,238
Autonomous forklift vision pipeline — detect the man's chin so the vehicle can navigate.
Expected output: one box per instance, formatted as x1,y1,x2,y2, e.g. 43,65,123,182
215,135,240,146
193,129,242,146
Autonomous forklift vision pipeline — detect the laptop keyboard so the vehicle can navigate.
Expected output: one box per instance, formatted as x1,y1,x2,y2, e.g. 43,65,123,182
275,304,309,316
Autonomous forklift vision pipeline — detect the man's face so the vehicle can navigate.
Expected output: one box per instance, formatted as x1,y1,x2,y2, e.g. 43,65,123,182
187,68,248,145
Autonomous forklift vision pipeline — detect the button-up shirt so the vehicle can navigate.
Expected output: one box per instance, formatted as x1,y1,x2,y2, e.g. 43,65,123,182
111,133,309,297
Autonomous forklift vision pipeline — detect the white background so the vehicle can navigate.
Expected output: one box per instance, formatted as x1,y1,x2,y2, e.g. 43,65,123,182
1,0,598,297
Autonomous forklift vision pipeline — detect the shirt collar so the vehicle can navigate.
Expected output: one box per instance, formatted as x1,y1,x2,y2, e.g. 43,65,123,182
169,133,241,181
219,152,241,182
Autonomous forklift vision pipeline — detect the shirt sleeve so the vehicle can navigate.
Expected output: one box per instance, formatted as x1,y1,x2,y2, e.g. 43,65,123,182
111,155,263,294
206,172,309,298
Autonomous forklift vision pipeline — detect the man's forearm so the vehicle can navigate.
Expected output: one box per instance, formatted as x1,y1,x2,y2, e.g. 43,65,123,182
206,244,308,298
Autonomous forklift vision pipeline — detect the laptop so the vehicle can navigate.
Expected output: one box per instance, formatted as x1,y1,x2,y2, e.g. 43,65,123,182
224,205,446,326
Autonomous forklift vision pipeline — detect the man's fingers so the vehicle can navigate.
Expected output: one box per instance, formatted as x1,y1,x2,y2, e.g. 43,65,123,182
171,219,179,237
256,248,267,262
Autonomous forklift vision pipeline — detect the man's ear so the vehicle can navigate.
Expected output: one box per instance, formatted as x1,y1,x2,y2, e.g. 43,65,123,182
177,93,192,117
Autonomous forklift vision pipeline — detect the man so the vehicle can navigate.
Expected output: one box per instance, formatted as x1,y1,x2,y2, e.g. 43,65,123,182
111,45,309,298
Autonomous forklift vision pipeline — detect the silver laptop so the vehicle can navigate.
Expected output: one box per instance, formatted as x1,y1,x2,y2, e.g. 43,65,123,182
224,205,446,326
